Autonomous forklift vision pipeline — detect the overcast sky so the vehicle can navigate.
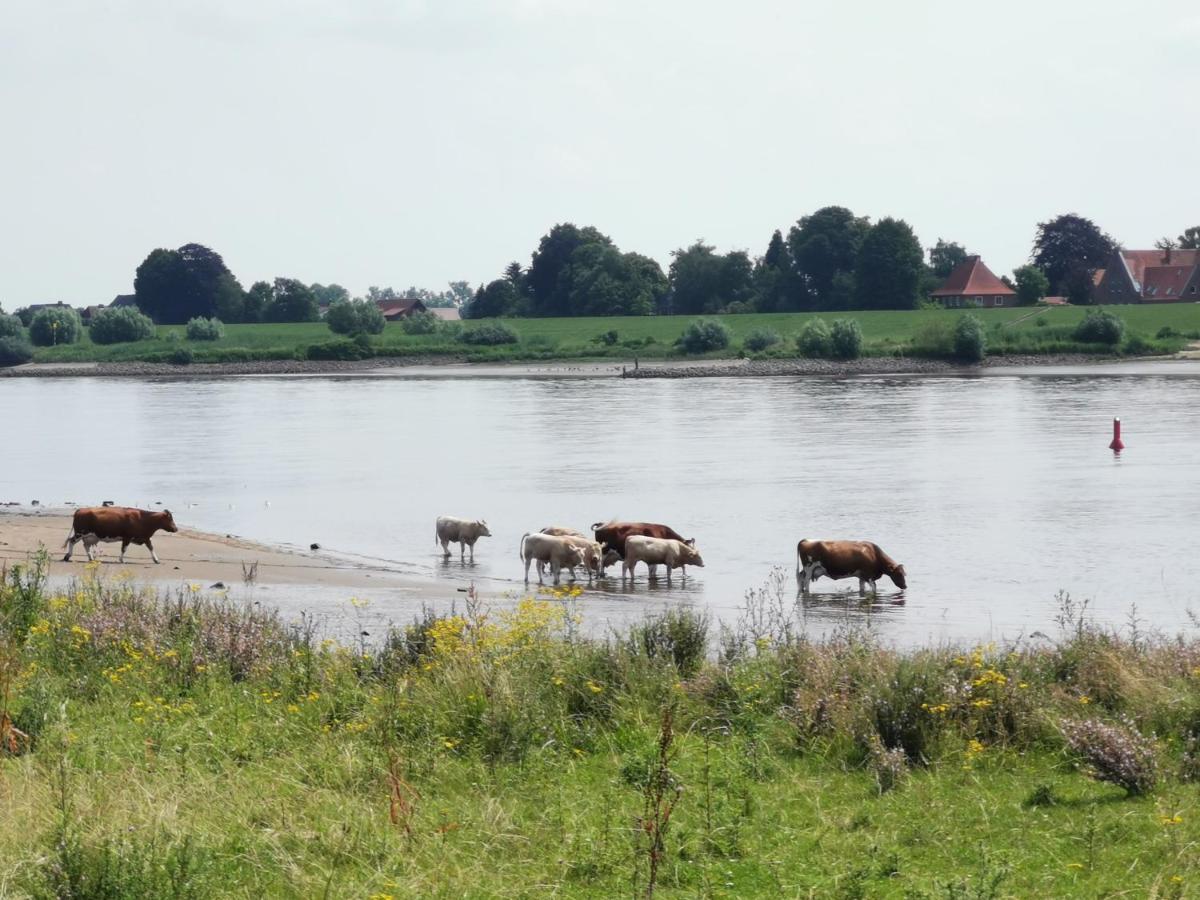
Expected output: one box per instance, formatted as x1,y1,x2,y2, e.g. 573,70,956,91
2,0,1196,306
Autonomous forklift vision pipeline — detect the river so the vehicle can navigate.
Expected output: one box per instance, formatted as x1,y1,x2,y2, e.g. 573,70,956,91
3,363,1200,646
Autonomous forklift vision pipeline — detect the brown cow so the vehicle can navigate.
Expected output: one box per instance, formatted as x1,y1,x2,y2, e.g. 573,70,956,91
591,520,695,561
796,539,906,594
63,506,178,564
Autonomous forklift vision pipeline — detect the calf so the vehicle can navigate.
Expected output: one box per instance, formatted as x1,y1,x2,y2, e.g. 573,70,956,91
435,516,491,561
796,539,907,594
63,506,178,565
537,531,612,583
520,533,585,585
622,535,704,582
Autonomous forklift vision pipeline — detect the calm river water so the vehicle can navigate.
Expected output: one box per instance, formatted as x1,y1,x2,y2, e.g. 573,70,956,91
4,364,1200,646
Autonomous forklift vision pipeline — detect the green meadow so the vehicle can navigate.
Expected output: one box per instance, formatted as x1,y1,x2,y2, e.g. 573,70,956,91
27,303,1200,365
2,561,1199,897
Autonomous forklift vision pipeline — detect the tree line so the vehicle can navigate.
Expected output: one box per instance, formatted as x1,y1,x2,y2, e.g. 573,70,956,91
461,213,1200,319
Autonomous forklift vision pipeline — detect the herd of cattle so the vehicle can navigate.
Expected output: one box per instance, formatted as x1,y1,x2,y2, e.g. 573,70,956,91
59,506,908,594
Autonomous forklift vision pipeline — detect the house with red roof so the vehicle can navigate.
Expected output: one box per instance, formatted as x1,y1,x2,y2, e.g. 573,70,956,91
1092,248,1200,304
930,256,1018,308
375,298,428,321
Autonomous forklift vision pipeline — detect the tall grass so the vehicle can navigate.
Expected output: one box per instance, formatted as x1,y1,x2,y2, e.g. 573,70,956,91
3,562,1200,895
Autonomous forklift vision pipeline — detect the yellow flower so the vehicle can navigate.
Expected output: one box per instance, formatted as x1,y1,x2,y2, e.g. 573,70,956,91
586,680,603,694
443,738,458,749
286,704,300,714
552,677,565,686
573,748,585,756
1018,682,1029,689
368,893,395,900
1078,696,1091,705
187,582,201,593
1171,875,1184,883
1160,814,1183,826
1066,863,1083,870
349,596,370,609
971,698,993,709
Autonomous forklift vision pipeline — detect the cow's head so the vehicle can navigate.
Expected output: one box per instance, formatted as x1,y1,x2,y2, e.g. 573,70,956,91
684,537,696,547
160,509,179,532
601,548,621,571
682,544,705,567
476,520,492,537
566,545,586,568
889,564,907,590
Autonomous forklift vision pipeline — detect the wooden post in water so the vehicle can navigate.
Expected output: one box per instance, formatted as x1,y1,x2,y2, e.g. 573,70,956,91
1109,417,1124,452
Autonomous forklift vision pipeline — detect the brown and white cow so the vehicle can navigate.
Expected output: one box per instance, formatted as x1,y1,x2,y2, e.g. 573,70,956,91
796,539,907,594
591,521,695,562
520,533,586,585
622,535,704,582
63,506,178,564
436,516,491,561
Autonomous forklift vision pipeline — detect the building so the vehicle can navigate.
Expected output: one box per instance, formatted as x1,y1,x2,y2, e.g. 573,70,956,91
110,294,138,308
429,306,461,322
1092,248,1200,304
930,256,1018,308
376,298,428,321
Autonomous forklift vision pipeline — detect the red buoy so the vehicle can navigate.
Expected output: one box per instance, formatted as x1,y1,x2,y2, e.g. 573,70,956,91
1109,417,1124,452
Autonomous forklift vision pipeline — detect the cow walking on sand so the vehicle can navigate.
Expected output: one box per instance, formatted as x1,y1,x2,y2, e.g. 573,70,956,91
63,506,178,564
796,539,907,594
435,516,491,561
520,532,585,585
622,535,704,582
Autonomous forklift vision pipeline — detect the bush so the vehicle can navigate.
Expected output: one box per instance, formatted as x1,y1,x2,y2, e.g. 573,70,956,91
168,347,194,365
325,299,385,336
0,313,23,339
676,318,730,354
952,314,987,362
909,320,953,357
29,306,82,346
458,322,519,346
399,311,439,335
1156,325,1178,339
593,329,619,346
627,607,710,676
88,307,155,345
1072,310,1125,345
1060,717,1157,795
797,318,833,357
1122,334,1153,355
305,336,372,361
0,335,34,367
829,318,863,360
743,327,781,353
186,317,225,341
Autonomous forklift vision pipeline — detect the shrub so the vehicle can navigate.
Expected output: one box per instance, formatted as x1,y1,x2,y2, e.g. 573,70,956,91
743,327,780,353
1072,310,1125,345
186,317,225,341
1156,325,1178,339
1035,316,1048,327
0,313,23,339
952,314,987,362
797,318,833,357
627,607,710,676
29,306,82,346
458,322,519,346
1122,333,1153,355
0,335,34,367
829,318,863,360
593,329,619,346
676,318,730,354
909,320,953,357
305,337,372,361
168,347,194,365
399,311,438,335
1060,717,1157,795
89,306,156,345
866,732,908,794
326,299,386,336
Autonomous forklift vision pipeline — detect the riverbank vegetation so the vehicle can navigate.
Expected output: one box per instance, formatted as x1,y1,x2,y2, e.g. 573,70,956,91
2,560,1199,896
18,302,1200,367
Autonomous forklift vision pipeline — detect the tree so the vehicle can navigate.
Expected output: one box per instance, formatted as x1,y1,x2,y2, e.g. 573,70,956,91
928,239,969,279
326,298,385,335
526,224,614,316
464,279,519,318
445,281,473,307
263,278,319,322
1031,214,1118,304
667,242,755,315
243,281,273,323
311,283,350,308
788,206,870,309
29,306,83,346
854,218,925,310
753,229,799,312
1178,227,1200,250
553,244,666,317
133,243,245,324
89,306,155,344
1013,265,1050,306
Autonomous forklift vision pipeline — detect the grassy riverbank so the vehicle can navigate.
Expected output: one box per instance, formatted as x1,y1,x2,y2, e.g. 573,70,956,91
28,303,1200,366
3,562,1200,896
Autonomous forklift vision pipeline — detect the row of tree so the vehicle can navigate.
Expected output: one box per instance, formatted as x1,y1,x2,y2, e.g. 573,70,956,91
462,214,1200,318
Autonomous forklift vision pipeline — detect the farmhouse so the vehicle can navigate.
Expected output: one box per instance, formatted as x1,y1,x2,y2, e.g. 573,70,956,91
429,306,461,321
930,256,1018,308
375,298,428,321
1092,248,1200,304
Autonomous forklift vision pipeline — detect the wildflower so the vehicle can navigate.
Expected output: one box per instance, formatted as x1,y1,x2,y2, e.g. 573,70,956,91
573,748,585,757
443,738,458,750
287,704,300,714
187,582,201,593
971,698,993,709
1079,696,1091,705
586,680,603,694
368,893,395,900
305,691,320,702
552,676,564,686
1172,875,1184,883
1018,682,1029,689
349,596,370,609
1066,863,1084,870
1160,814,1183,826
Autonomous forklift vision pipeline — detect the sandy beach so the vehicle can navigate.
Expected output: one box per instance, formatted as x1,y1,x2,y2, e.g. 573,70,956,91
0,510,432,592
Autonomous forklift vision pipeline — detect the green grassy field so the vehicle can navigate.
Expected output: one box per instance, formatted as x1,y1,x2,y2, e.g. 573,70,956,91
3,562,1199,897
26,302,1200,365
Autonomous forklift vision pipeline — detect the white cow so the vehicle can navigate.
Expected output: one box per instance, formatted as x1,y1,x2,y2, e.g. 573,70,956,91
435,516,492,561
537,530,613,583
520,532,586,585
622,535,704,582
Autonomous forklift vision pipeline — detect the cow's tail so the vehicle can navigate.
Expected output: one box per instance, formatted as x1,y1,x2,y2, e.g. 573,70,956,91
795,540,806,577
63,527,75,549
519,533,529,563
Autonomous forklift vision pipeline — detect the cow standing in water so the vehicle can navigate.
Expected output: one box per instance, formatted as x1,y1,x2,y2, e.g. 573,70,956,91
796,539,907,594
435,516,491,561
63,507,178,564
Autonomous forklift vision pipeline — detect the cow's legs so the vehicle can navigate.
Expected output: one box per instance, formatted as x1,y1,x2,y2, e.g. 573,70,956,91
120,540,130,564
63,531,77,562
440,538,451,559
523,553,533,584
622,558,633,580
549,560,561,585
467,540,475,562
459,541,465,560
146,537,160,564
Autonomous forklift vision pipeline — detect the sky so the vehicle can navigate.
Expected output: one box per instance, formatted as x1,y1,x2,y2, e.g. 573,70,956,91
2,0,1197,307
